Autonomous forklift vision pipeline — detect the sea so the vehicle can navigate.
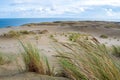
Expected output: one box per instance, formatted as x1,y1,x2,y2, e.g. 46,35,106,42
0,18,119,28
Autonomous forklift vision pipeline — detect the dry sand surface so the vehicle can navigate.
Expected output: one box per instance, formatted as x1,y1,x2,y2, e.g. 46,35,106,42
0,21,120,80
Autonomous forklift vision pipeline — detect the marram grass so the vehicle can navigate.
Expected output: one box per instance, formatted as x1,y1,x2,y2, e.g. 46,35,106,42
20,42,54,76
55,40,120,80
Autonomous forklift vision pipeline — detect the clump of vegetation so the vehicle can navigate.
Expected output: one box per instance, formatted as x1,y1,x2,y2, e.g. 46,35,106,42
55,40,120,80
50,34,54,38
69,33,80,42
100,34,108,38
112,45,120,57
53,21,62,23
3,30,30,38
21,23,37,27
19,30,30,34
65,34,67,37
40,30,48,34
20,42,54,76
104,25,112,28
69,33,89,42
4,30,21,38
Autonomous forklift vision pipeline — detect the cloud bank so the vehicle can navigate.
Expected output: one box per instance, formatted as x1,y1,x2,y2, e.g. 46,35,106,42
0,0,120,19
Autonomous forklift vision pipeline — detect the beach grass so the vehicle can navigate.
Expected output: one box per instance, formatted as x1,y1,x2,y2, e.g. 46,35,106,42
69,33,89,42
69,33,81,42
6,30,21,38
20,42,54,76
3,30,30,38
55,40,120,80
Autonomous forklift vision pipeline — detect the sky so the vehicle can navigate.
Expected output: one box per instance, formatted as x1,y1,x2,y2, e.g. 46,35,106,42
0,0,120,20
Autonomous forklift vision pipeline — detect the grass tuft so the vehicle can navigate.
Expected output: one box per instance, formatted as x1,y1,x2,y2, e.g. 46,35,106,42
20,42,54,76
100,34,108,38
69,33,80,42
69,33,89,42
3,30,30,38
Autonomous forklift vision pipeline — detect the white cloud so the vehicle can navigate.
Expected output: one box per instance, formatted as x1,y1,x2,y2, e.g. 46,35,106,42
105,8,120,17
11,0,88,16
11,0,120,13
105,9,114,16
73,0,120,7
13,0,35,3
1,0,120,18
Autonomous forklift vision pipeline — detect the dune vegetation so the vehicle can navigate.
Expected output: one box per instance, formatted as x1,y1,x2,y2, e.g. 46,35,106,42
20,41,55,76
1,30,48,38
100,34,108,39
2,30,30,38
0,31,120,80
55,40,120,80
69,33,89,42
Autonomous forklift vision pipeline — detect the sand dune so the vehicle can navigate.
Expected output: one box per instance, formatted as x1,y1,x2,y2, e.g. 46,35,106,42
0,21,120,80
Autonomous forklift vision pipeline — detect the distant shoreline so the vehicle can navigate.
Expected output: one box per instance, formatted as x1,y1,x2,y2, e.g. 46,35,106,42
0,18,120,28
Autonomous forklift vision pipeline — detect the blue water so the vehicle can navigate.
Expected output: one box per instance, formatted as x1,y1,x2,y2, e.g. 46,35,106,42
0,18,119,28
0,18,81,28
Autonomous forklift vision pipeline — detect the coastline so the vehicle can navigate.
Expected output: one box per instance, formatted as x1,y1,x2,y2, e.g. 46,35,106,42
0,18,120,28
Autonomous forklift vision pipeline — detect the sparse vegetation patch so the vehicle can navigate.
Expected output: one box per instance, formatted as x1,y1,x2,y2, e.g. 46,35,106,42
69,33,89,42
2,30,31,38
100,34,108,38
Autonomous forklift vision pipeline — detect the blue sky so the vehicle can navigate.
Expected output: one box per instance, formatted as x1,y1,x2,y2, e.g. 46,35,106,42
0,0,120,19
